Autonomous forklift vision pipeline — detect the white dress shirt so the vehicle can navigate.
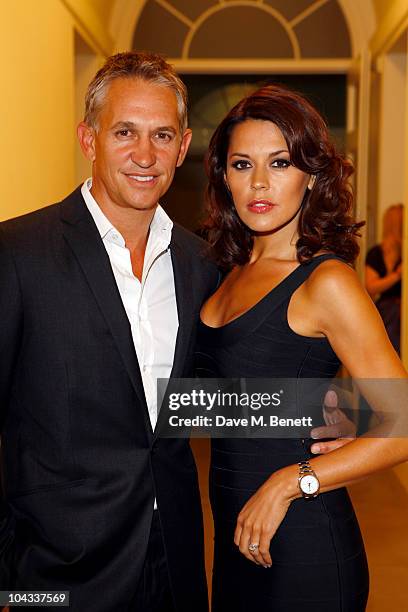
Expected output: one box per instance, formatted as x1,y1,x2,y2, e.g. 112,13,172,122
81,178,179,434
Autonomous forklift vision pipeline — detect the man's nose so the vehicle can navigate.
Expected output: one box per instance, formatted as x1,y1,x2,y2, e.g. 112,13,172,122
130,137,156,168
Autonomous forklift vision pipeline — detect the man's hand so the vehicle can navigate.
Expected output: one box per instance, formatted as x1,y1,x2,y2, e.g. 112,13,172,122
310,389,356,454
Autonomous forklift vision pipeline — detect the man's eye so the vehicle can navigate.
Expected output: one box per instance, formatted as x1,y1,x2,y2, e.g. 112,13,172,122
155,132,172,141
116,129,132,137
231,160,251,170
271,159,291,169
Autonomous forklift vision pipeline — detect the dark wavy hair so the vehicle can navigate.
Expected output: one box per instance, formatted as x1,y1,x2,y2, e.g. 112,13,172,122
204,84,364,270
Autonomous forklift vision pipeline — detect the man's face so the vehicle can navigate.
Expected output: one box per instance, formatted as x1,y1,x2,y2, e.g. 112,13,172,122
79,77,191,214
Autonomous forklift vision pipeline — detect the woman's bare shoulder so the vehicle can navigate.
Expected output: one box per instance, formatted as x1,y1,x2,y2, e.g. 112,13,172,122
305,257,361,298
300,256,388,351
301,257,374,331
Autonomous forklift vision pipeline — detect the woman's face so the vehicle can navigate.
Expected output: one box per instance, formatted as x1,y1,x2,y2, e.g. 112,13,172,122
225,119,312,235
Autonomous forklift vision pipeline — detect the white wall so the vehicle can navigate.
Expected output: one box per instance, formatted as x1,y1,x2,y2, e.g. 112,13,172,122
377,46,406,240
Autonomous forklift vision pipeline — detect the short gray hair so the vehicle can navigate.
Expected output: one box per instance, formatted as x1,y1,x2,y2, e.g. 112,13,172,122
84,51,188,133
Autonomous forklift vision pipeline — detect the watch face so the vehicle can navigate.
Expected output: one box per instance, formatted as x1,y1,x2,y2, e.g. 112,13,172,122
300,474,319,495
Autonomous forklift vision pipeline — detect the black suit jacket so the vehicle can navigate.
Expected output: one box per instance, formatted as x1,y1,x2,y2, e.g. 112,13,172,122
0,188,219,611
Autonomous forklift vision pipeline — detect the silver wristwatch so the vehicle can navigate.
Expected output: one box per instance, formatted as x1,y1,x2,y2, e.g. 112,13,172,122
298,460,320,499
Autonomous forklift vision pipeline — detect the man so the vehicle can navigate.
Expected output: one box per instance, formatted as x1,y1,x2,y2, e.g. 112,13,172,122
0,52,218,611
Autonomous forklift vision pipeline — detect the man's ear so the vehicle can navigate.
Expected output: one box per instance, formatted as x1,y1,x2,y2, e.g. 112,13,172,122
77,122,96,162
176,128,193,167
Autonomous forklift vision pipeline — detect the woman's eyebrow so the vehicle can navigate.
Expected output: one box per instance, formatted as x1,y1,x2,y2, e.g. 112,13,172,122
229,149,289,157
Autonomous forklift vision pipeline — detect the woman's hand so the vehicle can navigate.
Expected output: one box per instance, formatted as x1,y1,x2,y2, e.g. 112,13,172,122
234,465,298,567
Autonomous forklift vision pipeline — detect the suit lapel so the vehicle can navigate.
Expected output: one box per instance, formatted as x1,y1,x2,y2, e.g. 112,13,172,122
59,189,153,436
169,229,195,379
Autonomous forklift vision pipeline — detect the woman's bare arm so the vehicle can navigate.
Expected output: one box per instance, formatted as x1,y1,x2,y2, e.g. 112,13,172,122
291,260,407,488
235,260,408,567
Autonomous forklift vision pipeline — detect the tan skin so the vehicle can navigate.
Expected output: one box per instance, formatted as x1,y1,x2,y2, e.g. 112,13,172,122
77,77,192,280
201,119,408,568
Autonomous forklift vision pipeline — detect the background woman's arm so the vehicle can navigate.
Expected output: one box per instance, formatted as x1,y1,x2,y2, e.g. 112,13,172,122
365,263,401,298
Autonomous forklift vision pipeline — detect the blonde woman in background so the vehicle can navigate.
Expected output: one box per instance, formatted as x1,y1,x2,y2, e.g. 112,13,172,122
365,204,403,354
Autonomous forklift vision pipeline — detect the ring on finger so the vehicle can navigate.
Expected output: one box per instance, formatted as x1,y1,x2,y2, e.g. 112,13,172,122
248,542,259,553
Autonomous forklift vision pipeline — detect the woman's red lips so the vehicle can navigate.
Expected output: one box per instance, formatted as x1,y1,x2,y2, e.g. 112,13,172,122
247,199,276,213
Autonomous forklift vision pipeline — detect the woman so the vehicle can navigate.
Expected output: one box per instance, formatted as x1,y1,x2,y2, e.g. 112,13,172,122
365,204,403,354
196,85,408,611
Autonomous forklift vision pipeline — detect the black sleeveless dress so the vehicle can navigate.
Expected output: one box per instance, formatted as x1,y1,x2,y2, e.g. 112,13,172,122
196,255,369,612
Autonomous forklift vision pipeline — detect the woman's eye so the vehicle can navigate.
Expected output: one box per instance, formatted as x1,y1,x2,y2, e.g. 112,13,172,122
271,159,291,169
231,160,251,170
